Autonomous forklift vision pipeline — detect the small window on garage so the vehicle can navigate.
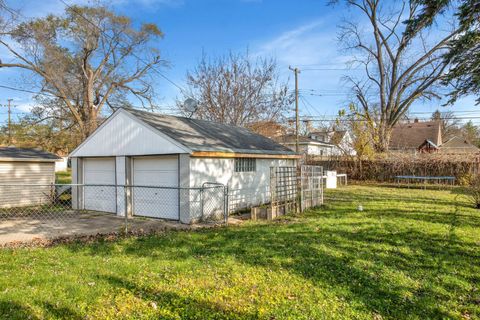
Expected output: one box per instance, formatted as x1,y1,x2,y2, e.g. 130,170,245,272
234,158,256,172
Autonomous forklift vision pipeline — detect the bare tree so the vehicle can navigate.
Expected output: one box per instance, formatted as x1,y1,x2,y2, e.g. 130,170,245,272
335,0,460,152
0,4,164,139
178,51,293,128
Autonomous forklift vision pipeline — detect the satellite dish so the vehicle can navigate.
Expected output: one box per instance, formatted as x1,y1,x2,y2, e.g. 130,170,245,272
184,98,198,116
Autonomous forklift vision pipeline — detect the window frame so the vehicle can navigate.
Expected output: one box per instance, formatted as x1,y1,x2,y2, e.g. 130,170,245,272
234,158,256,173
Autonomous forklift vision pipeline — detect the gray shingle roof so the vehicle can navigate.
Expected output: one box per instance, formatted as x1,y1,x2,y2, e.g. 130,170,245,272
124,108,297,155
0,147,60,160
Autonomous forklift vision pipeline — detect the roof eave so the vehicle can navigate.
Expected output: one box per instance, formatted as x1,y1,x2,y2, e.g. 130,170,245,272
0,157,60,162
191,151,300,159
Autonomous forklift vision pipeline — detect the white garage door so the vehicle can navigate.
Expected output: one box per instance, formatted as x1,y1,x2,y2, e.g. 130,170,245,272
83,158,116,213
132,156,179,219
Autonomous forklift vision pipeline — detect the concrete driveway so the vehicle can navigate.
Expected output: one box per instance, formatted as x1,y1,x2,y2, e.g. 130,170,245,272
0,211,186,245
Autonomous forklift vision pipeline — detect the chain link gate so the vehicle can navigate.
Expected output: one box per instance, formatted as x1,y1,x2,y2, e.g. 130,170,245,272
201,182,228,224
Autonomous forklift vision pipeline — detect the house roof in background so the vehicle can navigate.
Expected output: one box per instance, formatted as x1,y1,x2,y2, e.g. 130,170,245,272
438,136,480,153
0,147,61,161
390,120,442,150
123,108,297,155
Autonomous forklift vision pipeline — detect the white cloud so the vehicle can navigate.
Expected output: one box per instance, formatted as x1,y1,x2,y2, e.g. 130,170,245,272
255,19,346,67
253,19,357,117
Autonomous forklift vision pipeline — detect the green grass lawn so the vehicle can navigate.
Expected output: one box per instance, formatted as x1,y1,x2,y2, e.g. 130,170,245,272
55,170,72,184
0,185,479,319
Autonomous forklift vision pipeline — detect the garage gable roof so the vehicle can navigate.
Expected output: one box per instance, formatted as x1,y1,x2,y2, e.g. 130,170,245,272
0,147,60,161
124,108,297,155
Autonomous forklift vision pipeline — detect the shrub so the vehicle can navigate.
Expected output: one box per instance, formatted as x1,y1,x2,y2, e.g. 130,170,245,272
458,173,474,186
465,175,480,208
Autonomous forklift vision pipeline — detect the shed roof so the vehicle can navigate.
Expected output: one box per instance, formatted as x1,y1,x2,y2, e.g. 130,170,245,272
0,147,60,161
124,108,297,155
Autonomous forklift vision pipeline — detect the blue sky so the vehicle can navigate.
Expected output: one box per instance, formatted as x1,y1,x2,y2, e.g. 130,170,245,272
0,0,478,127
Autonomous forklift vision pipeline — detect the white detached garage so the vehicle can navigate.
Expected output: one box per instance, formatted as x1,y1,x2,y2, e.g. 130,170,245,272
69,108,299,223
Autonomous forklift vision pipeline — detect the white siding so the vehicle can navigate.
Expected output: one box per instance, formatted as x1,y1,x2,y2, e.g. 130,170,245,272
283,143,333,156
0,161,55,208
70,111,188,157
307,145,333,156
55,157,68,172
189,157,296,221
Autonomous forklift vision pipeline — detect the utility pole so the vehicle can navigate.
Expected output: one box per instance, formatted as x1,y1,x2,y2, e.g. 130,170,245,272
289,66,300,153
5,99,13,145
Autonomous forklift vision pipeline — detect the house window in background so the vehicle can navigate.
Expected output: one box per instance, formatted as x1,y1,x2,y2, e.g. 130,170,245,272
235,158,256,172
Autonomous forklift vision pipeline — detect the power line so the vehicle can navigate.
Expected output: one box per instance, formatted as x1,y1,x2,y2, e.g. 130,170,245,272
299,95,319,116
0,84,57,97
302,68,361,71
289,115,480,123
299,95,314,117
302,110,480,118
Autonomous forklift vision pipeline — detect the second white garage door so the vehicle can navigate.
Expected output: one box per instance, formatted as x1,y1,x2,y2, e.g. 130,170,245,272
132,156,179,219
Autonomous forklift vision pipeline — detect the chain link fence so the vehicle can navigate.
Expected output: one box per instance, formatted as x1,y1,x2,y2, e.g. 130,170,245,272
0,183,227,245
0,165,327,244
228,186,271,213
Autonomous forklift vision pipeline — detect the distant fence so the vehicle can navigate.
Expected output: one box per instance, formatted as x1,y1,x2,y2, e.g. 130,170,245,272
309,155,480,185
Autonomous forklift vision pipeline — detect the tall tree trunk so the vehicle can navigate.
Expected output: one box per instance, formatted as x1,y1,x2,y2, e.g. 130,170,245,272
373,125,392,152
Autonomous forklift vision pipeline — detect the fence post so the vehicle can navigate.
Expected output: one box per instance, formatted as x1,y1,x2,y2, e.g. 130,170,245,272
124,185,128,234
224,186,229,225
321,167,324,205
200,186,204,220
300,166,304,212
